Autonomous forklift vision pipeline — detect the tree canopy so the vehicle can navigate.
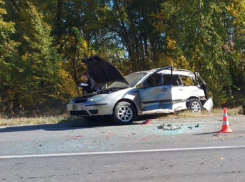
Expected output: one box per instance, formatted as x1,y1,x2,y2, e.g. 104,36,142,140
1,0,245,116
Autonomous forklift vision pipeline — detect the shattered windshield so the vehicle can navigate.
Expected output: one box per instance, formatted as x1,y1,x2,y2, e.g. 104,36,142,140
108,72,147,88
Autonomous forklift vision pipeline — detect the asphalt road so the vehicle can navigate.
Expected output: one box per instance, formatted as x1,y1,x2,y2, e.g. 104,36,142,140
0,115,245,181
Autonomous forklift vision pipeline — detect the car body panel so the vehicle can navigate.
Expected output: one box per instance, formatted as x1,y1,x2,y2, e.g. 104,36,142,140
138,87,159,111
203,98,213,112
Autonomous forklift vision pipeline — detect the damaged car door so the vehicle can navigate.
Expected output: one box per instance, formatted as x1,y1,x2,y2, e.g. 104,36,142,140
138,74,159,112
138,73,172,114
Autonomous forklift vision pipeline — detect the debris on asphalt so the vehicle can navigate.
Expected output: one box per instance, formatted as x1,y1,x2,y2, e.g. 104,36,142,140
187,124,200,129
157,123,182,130
142,119,152,125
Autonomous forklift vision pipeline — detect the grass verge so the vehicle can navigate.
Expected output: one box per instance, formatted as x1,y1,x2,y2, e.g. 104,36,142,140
0,107,243,127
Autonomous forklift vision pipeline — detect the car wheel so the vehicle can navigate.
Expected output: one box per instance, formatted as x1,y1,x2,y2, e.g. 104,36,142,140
187,99,202,113
113,101,136,125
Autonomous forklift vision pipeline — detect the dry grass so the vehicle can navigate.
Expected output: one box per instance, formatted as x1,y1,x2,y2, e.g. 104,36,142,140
0,107,243,127
0,115,69,127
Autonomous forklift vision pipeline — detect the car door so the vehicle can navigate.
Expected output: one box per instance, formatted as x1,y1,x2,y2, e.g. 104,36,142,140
158,74,174,110
158,74,192,111
138,74,161,111
170,75,189,110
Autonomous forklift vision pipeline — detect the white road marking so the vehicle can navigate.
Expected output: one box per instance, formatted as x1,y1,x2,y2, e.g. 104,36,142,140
1,145,245,159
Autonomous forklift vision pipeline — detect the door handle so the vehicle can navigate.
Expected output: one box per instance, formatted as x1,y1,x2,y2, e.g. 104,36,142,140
161,88,167,92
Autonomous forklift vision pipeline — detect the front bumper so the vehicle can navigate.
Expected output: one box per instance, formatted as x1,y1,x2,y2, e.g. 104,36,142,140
67,100,114,116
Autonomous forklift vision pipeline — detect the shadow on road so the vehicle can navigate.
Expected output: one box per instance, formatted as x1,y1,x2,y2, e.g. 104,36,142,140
0,121,116,133
0,115,153,133
194,131,219,135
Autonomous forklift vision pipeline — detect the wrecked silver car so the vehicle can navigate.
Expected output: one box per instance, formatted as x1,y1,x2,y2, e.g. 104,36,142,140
67,56,213,124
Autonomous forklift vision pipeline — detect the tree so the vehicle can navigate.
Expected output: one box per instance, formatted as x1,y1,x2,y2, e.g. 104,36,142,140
153,0,243,106
112,0,168,72
226,0,245,96
1,0,245,115
0,0,20,113
2,1,63,114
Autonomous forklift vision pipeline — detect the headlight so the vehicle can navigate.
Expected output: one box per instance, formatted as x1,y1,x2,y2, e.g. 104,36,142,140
87,94,108,101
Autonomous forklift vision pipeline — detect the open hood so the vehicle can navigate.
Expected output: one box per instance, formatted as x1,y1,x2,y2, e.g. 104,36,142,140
82,56,129,87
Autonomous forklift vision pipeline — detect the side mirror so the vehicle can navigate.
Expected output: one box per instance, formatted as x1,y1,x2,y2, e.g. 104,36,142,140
136,83,145,89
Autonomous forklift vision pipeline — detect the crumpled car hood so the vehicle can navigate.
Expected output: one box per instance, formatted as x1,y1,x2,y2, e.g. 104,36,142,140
82,56,129,87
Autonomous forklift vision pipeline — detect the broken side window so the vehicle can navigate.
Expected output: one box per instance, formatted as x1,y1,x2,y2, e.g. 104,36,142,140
163,75,182,86
179,75,196,86
145,74,159,87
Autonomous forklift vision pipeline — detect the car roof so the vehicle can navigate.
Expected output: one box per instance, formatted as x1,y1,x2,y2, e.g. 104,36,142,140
158,69,195,77
133,68,195,77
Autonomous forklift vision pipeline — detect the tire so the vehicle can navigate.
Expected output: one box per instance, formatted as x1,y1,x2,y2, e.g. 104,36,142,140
187,99,202,113
113,101,136,125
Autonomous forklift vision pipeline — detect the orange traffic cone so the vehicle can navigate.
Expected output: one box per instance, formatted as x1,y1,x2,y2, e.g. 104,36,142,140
219,108,232,133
